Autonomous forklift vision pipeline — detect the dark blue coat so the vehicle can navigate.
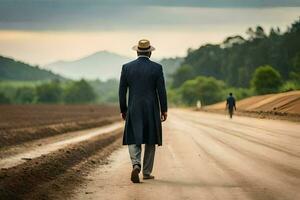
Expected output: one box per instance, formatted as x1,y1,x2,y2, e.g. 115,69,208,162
226,96,236,110
119,56,168,146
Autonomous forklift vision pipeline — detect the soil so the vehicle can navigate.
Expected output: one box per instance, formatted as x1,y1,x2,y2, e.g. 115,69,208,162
0,128,123,200
0,105,120,148
71,109,300,200
204,90,300,122
0,109,299,200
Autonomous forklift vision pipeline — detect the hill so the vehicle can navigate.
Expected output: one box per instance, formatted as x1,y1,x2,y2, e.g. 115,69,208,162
44,51,131,80
0,56,64,81
172,18,300,88
206,90,300,115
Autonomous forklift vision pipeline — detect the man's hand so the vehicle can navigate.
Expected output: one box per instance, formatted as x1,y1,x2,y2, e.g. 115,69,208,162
121,112,126,120
161,112,168,122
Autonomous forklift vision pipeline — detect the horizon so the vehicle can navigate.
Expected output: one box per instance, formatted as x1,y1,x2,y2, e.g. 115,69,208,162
0,1,300,66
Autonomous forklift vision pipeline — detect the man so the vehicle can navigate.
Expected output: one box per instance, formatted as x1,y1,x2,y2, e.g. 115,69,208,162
119,39,168,183
226,93,236,119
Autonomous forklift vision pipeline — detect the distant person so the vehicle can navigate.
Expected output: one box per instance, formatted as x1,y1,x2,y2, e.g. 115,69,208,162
196,100,201,110
226,93,236,118
119,39,168,183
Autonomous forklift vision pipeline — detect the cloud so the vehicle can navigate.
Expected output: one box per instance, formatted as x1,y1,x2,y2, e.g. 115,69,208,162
2,0,300,7
0,1,300,31
0,0,299,64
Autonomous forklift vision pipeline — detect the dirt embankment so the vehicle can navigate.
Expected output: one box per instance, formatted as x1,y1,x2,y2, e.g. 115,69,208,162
0,105,120,148
204,90,300,121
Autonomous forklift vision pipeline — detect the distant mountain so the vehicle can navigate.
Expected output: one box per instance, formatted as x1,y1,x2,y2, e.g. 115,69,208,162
0,55,64,81
159,57,183,77
44,51,132,80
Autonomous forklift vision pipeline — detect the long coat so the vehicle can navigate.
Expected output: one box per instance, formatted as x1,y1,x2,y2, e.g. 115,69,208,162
119,56,168,146
226,96,236,110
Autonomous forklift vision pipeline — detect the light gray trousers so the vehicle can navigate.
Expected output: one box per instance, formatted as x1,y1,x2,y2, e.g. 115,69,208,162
128,144,156,176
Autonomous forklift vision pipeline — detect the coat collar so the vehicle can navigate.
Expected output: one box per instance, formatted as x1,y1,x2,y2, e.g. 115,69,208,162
138,55,150,59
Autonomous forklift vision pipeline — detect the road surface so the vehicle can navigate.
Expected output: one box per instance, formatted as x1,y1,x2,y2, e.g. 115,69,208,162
73,109,300,200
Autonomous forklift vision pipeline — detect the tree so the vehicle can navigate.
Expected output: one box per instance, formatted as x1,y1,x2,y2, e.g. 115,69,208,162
15,87,35,103
222,35,245,48
167,88,182,106
255,26,267,39
64,79,96,104
88,79,118,103
290,17,300,33
179,76,225,106
270,27,281,37
171,18,300,89
36,81,63,103
0,92,10,104
290,52,300,82
171,64,194,88
251,65,282,94
246,27,256,40
246,26,266,40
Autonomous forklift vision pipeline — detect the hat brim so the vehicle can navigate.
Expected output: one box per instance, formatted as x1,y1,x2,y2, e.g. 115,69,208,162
132,45,155,52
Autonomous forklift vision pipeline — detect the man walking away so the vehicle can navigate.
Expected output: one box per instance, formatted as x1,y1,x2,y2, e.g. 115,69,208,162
119,39,168,183
226,93,236,119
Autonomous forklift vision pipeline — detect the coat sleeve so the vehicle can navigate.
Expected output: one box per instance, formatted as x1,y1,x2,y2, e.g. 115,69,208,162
156,65,168,113
119,65,128,113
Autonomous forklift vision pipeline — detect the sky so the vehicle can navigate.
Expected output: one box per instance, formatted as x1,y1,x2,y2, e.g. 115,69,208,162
0,0,300,65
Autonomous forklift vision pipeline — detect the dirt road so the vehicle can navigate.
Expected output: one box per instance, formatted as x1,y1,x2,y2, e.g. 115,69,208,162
73,109,300,200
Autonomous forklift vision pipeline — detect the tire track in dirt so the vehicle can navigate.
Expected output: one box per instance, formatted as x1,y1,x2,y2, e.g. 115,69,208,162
177,114,300,178
0,122,123,169
190,122,300,180
186,110,300,139
0,127,123,200
180,113,300,157
0,116,120,149
171,114,300,200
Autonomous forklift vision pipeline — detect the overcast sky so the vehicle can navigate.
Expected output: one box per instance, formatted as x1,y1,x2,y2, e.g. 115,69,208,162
0,0,300,65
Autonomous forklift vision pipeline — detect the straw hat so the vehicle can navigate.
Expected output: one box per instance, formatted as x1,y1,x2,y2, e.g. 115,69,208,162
132,39,155,52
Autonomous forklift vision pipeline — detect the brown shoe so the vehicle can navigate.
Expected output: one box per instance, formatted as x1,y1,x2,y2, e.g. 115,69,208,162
131,165,140,183
143,174,155,180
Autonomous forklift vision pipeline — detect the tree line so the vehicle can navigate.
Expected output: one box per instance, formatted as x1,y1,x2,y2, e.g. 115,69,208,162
0,79,96,104
169,18,300,106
